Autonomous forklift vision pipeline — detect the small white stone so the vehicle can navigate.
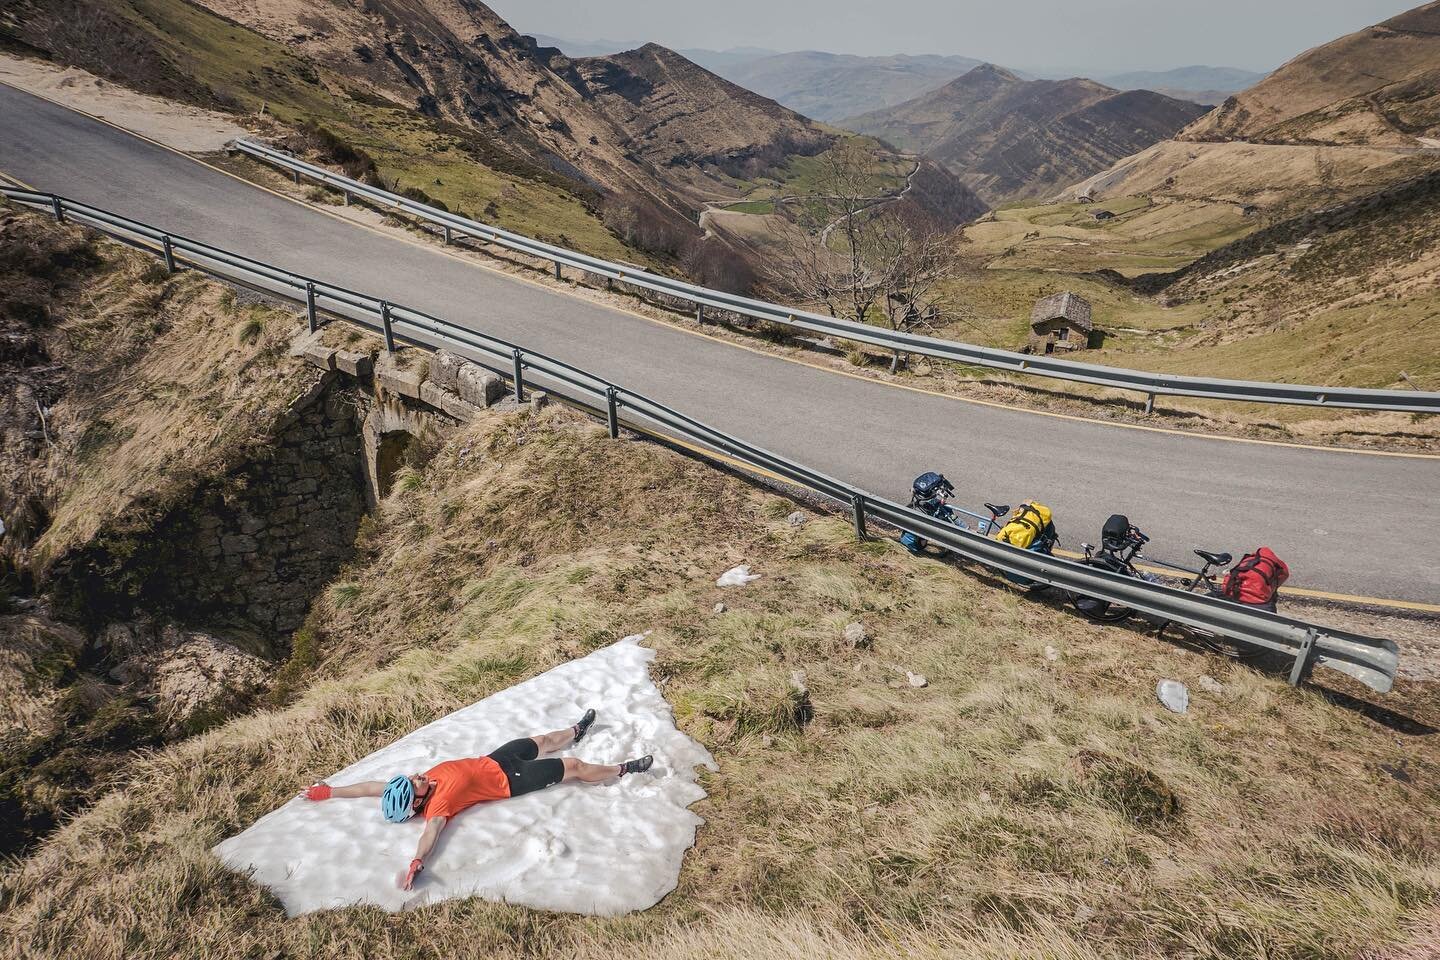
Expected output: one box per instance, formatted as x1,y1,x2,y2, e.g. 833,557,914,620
716,565,760,588
786,511,807,527
713,603,726,614
1156,679,1190,714
1045,645,1060,662
1197,675,1223,694
906,671,928,688
844,622,868,648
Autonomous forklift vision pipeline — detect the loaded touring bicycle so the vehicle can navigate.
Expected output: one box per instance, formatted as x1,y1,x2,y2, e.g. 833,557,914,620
900,473,1059,590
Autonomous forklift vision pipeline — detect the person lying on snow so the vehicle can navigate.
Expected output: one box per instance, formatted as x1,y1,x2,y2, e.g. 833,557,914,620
299,709,652,890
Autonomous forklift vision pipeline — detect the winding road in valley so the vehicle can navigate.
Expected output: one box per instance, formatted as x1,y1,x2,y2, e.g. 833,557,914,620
2,82,1437,604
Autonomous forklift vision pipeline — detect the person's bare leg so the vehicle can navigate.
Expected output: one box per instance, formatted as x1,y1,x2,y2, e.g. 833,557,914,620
561,757,622,783
530,709,596,755
530,727,576,755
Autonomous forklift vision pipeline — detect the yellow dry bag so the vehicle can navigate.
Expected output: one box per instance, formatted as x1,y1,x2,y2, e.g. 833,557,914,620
996,502,1053,550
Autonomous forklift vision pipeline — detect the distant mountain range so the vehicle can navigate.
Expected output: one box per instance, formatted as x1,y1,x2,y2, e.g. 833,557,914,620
530,36,1265,117
699,52,985,122
530,35,781,74
842,64,1209,202
1095,66,1267,106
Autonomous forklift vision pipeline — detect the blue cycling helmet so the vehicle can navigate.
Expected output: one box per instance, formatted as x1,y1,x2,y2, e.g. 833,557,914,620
381,775,415,823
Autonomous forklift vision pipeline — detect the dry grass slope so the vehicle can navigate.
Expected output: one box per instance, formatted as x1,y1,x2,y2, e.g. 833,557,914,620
2,401,1436,959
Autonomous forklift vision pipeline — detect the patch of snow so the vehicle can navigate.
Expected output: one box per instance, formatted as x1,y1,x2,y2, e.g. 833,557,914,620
1156,680,1190,714
716,565,760,587
213,635,716,917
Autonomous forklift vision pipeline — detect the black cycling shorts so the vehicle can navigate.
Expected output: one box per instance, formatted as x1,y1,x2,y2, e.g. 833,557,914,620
486,738,566,798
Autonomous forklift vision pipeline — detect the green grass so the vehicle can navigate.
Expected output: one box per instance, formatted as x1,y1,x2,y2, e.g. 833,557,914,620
719,200,777,215
964,196,1257,277
728,137,910,203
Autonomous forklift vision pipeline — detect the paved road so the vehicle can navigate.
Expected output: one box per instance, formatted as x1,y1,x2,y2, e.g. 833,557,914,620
2,82,1437,603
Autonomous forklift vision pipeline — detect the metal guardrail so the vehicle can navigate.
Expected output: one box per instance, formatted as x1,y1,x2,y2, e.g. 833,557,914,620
1,186,1402,695
232,137,1440,416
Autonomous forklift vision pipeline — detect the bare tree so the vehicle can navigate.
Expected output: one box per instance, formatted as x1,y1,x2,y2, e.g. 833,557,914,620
765,142,959,371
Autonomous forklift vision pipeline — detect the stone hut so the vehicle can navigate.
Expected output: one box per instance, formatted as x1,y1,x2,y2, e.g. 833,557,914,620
1026,292,1094,353
1092,209,1116,221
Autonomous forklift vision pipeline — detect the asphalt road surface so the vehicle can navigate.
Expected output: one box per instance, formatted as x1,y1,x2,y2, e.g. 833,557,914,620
2,82,1437,603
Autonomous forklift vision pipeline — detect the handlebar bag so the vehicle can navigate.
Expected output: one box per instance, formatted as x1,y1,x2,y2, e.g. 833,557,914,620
1101,514,1130,549
1222,547,1290,606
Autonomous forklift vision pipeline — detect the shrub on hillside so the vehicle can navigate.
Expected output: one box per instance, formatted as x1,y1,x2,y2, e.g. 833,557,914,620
289,123,382,186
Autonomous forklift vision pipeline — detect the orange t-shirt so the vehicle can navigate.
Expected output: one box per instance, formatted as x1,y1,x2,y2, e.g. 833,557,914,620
421,757,511,819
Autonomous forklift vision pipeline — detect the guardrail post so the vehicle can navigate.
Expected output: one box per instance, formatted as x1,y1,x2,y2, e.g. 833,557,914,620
305,282,318,333
161,235,177,274
696,304,705,324
292,170,301,184
850,494,867,540
443,225,452,245
554,261,563,281
51,197,64,224
511,349,526,402
1144,392,1156,415
342,191,350,206
380,301,396,353
1288,628,1320,686
606,387,620,439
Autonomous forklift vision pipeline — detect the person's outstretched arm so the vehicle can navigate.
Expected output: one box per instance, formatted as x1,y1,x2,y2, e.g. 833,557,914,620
400,816,447,890
299,781,386,801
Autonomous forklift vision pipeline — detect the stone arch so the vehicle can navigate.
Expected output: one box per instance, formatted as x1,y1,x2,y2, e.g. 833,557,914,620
374,430,416,500
360,400,448,506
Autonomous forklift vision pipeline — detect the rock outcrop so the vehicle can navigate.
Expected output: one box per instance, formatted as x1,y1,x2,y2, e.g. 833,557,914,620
107,622,269,733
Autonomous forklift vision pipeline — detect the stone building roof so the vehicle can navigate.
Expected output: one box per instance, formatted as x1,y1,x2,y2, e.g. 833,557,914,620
1030,292,1093,332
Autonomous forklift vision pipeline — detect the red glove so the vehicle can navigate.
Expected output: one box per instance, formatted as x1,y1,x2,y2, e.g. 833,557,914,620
401,858,423,890
304,783,332,801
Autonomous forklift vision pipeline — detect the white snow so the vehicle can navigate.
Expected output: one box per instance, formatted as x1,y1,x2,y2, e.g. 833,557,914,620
213,635,716,917
715,565,760,587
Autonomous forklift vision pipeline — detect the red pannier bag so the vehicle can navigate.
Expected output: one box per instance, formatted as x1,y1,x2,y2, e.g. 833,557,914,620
1221,547,1290,609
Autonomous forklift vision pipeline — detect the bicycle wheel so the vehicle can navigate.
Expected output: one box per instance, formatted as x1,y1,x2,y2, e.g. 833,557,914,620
1068,558,1137,623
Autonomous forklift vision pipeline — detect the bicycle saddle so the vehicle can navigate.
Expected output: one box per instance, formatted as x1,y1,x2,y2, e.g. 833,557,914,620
984,503,1010,517
1194,549,1233,567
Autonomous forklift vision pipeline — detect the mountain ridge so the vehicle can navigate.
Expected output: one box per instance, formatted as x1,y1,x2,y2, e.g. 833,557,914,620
843,64,1207,201
1182,1,1440,144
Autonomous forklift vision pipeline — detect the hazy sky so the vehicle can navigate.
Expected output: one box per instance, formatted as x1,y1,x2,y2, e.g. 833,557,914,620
487,0,1421,73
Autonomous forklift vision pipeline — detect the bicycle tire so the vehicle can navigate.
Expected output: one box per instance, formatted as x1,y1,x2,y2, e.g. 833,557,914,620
1067,557,1137,623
